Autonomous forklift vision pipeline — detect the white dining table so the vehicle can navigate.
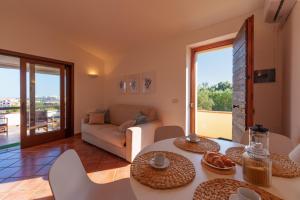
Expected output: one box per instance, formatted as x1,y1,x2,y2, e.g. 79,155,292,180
130,138,300,200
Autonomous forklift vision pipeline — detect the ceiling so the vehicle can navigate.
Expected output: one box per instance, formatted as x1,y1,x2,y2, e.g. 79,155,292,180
2,0,264,59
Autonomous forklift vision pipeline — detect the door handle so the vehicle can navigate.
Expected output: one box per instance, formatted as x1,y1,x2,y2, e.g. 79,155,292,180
190,102,195,109
233,105,240,109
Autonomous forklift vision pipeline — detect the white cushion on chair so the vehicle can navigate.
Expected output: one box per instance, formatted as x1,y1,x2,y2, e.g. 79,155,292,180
241,131,294,155
49,149,136,200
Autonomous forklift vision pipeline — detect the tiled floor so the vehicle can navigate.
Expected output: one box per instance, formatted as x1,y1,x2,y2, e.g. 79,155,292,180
0,135,130,200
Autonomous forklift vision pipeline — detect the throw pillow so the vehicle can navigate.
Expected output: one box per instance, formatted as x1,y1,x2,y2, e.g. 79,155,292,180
88,112,105,124
118,120,136,133
135,112,148,125
95,109,110,123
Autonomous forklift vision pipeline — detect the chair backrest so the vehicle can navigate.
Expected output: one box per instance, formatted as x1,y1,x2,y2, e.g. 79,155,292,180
36,110,48,122
154,126,185,142
49,149,91,200
241,131,294,155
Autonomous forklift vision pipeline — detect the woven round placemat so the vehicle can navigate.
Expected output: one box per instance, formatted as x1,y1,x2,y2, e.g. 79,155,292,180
131,151,196,189
225,147,300,178
173,137,220,154
225,146,244,165
193,178,283,200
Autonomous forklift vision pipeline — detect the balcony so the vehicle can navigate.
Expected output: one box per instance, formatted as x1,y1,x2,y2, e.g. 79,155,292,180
0,106,61,148
196,110,232,140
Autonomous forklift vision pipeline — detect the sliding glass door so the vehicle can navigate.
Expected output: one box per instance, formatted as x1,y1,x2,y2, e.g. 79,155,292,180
20,59,65,148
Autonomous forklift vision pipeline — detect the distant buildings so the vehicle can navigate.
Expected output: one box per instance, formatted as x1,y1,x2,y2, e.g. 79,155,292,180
0,96,59,108
0,98,20,107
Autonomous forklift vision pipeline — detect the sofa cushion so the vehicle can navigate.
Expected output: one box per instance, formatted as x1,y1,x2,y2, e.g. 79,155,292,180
88,112,105,124
109,104,157,125
82,124,125,148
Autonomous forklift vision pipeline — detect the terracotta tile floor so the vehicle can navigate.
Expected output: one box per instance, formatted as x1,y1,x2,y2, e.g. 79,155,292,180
0,135,130,200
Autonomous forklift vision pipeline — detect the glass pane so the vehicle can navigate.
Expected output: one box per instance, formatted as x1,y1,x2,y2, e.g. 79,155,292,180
0,54,21,147
26,63,61,135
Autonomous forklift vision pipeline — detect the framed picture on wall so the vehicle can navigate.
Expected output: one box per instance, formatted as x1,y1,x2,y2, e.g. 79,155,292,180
127,74,140,94
118,76,127,94
141,71,156,94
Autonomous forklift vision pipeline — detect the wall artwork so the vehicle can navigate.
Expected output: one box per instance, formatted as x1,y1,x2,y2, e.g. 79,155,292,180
118,77,127,94
127,74,140,94
141,72,156,94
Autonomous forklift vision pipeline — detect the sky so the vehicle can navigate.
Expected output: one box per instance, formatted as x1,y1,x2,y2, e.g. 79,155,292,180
196,46,232,86
0,67,60,98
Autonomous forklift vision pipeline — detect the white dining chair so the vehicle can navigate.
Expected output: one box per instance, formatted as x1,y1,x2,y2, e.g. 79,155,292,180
289,144,300,164
154,125,185,142
241,131,294,155
49,149,136,200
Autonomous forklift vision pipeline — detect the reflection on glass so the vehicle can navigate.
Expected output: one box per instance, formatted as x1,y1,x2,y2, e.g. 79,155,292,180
26,63,61,135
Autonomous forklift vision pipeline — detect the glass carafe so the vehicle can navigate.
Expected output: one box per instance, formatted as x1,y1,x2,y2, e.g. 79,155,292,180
242,124,272,187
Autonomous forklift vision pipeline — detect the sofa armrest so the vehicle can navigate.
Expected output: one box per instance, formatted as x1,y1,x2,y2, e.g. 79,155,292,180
125,121,162,162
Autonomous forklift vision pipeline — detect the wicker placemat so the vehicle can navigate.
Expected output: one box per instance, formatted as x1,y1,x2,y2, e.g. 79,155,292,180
131,151,196,189
225,146,244,165
193,178,283,200
225,147,300,178
174,137,220,154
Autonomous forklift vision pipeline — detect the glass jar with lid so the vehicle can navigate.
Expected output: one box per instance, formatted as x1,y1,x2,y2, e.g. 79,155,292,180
242,124,272,187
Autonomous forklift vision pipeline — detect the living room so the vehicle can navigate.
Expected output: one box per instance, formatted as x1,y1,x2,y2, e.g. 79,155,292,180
0,0,300,199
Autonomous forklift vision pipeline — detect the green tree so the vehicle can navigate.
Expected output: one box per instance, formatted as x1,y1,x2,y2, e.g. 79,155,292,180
198,88,214,110
210,88,232,111
197,81,232,112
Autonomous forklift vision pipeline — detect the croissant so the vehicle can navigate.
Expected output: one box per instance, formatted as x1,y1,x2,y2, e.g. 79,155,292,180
204,151,235,168
212,157,225,168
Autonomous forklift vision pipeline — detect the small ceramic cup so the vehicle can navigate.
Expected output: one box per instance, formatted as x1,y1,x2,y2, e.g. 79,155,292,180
229,187,261,200
189,133,198,142
154,153,165,166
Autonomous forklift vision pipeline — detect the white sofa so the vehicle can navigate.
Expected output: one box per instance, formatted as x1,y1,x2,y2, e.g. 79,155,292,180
81,104,161,162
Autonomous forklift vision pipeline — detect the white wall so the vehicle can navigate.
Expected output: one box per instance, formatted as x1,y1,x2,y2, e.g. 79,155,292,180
281,2,300,143
0,6,284,137
0,8,106,133
104,9,282,134
253,10,283,133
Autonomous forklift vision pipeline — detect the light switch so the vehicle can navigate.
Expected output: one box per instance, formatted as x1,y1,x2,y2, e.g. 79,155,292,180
172,98,179,103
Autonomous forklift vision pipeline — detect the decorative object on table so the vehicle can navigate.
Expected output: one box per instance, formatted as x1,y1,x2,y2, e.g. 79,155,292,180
193,178,282,200
173,136,220,154
201,152,236,175
131,151,195,189
229,187,261,200
148,152,170,169
186,133,201,143
118,76,127,94
127,74,140,94
226,146,300,178
141,71,155,94
242,124,272,187
289,144,300,165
